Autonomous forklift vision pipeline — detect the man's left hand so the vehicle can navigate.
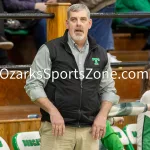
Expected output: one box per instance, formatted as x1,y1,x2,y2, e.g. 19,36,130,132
91,115,107,140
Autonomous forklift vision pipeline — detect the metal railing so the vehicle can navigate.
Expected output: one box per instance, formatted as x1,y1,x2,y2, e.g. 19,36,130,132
0,61,149,71
0,12,55,19
1,12,150,19
0,12,149,69
90,12,150,18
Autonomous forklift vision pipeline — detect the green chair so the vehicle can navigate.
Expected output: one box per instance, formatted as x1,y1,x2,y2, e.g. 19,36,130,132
0,136,10,150
123,124,137,150
112,126,129,150
12,131,40,150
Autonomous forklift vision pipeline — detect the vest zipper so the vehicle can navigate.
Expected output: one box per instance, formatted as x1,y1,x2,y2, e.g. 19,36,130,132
64,44,97,127
78,80,83,127
77,46,97,127
64,46,82,127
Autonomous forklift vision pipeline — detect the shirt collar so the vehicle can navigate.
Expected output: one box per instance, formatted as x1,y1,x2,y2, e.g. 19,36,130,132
67,32,89,52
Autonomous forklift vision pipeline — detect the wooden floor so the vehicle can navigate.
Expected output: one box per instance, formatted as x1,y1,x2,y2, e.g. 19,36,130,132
0,105,40,120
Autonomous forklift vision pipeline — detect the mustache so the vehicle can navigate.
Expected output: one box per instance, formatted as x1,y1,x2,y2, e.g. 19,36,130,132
74,29,84,32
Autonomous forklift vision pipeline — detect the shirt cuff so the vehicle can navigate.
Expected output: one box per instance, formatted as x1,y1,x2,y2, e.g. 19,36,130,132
26,87,47,101
101,92,120,105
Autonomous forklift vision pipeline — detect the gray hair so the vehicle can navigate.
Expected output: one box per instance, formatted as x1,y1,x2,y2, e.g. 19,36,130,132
67,4,90,19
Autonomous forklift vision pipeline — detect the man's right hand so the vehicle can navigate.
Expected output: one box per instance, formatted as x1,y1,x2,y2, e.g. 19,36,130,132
35,3,46,12
50,107,65,136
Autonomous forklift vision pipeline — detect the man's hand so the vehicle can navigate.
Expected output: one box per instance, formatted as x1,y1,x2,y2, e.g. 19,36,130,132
91,101,112,140
35,3,46,12
50,107,65,136
33,97,65,137
91,115,107,140
114,117,124,125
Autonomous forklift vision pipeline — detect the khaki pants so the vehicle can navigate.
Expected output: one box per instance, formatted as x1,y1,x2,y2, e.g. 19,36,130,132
39,121,99,150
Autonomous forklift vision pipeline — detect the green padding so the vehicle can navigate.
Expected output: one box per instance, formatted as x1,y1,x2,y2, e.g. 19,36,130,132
123,125,134,150
12,134,20,150
142,115,150,150
0,141,3,147
126,143,135,150
132,131,137,138
101,121,124,150
5,29,29,35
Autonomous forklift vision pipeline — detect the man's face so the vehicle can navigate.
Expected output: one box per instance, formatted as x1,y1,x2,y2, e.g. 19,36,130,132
66,10,92,42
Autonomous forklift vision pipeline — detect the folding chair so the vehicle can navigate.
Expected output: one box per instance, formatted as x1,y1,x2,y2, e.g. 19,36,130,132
112,126,134,150
123,124,137,150
12,131,40,150
0,136,10,150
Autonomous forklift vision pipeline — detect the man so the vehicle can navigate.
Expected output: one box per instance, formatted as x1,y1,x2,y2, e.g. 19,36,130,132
3,0,56,50
0,0,14,65
70,0,121,62
0,0,13,50
25,4,119,150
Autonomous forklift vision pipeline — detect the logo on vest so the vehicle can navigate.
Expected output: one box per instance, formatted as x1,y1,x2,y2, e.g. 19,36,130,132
92,58,100,65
